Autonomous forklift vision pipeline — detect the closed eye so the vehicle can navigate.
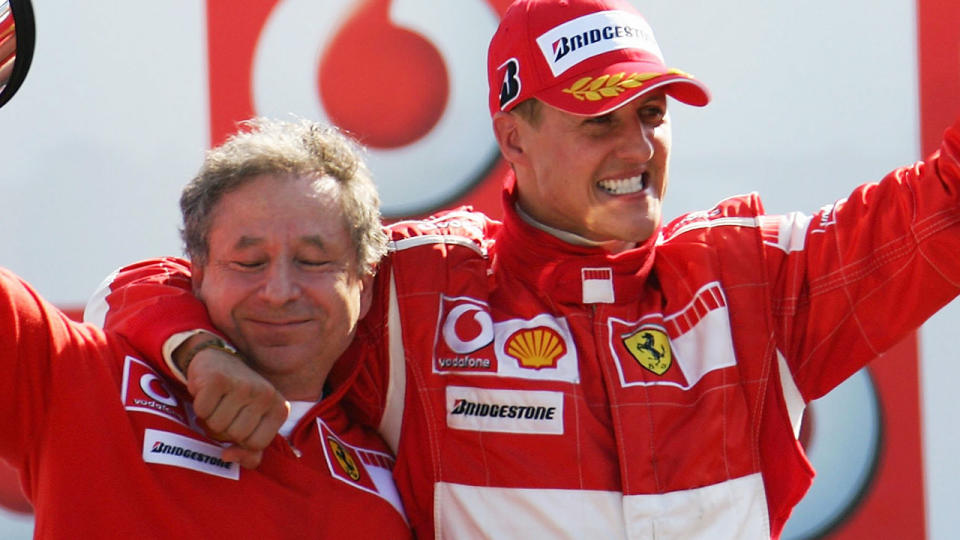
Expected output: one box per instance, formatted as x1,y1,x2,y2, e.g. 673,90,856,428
297,258,332,269
230,260,266,271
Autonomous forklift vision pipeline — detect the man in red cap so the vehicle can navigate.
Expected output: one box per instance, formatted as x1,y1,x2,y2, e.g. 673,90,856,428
89,0,960,538
487,0,709,253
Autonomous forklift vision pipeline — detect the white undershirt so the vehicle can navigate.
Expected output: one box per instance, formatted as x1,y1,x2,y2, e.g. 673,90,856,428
278,400,316,439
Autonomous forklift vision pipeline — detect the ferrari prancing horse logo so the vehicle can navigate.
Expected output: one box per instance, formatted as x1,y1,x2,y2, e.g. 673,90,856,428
622,328,672,375
328,436,361,481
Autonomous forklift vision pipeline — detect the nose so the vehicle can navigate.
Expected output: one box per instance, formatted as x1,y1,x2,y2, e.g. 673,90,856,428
260,260,301,305
616,119,655,162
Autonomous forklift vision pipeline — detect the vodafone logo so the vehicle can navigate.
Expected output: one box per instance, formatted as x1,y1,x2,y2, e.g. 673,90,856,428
231,0,502,217
122,356,189,426
442,299,495,354
436,296,497,374
139,372,178,407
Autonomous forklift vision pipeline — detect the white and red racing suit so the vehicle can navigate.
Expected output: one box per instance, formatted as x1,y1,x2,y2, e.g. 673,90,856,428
91,118,960,539
0,269,410,539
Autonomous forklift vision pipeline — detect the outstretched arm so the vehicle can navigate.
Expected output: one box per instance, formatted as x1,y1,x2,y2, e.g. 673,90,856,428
766,116,960,401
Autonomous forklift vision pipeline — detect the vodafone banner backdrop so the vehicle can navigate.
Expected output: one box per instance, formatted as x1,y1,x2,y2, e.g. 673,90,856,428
207,0,508,219
0,1,956,538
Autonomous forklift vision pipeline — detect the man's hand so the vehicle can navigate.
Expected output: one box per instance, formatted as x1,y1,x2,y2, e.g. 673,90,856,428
181,344,289,469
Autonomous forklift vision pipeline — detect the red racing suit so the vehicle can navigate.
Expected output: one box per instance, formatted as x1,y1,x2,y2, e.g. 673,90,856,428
0,269,410,539
92,118,960,539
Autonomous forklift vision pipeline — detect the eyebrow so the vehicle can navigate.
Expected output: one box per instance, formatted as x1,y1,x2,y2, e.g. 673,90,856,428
231,235,328,250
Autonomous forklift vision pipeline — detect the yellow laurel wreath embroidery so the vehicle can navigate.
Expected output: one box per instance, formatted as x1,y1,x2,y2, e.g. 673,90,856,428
562,70,692,101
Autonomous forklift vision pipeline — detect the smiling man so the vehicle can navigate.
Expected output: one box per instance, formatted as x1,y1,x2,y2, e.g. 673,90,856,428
88,0,960,538
0,118,411,538
189,172,370,401
497,92,673,249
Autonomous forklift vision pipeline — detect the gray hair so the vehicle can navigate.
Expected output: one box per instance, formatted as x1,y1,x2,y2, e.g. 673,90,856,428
179,117,388,274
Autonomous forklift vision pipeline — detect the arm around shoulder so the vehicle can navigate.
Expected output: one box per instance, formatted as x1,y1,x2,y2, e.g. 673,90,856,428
84,257,223,383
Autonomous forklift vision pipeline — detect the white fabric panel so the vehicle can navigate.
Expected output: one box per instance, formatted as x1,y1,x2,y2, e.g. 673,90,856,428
777,351,806,438
434,474,768,539
622,473,769,540
435,482,627,539
670,303,738,389
379,272,407,453
81,267,119,328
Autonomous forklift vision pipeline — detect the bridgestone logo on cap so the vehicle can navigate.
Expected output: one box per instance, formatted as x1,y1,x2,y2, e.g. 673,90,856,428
498,58,522,108
536,10,663,77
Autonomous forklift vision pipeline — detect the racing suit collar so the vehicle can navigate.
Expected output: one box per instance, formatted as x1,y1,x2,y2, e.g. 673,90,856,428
513,202,638,254
496,176,659,306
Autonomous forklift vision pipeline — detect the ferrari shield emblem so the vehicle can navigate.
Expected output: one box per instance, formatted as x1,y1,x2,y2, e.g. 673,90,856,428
328,436,361,481
622,328,672,375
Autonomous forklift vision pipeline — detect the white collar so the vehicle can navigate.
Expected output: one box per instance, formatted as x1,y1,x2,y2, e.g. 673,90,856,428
514,202,636,253
278,400,316,439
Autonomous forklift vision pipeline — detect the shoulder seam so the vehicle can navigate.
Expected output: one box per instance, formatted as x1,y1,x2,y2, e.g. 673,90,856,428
665,216,760,240
389,235,486,256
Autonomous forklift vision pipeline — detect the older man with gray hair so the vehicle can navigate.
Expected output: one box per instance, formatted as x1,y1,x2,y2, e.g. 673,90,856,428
0,117,410,538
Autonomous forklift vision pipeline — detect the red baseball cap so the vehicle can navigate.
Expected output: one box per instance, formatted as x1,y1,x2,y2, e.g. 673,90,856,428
488,0,711,117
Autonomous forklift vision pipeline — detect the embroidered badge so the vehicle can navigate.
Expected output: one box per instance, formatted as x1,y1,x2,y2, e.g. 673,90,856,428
498,57,522,109
562,70,690,101
142,429,239,480
447,386,564,435
608,282,737,390
317,421,406,518
436,296,498,374
328,436,361,481
582,267,614,304
122,356,189,426
434,297,580,382
505,327,567,370
622,327,672,375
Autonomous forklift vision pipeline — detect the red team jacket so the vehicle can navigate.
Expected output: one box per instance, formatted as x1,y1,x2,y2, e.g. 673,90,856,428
93,119,960,539
0,269,410,538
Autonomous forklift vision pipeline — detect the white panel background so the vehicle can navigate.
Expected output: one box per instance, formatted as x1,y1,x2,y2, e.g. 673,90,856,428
0,0,955,538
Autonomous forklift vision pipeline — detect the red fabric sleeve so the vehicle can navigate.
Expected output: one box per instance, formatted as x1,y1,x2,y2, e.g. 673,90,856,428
0,269,109,468
769,117,960,400
91,257,221,382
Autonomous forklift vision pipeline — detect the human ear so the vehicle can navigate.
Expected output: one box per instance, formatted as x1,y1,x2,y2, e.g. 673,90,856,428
357,269,375,320
191,262,205,296
492,111,527,166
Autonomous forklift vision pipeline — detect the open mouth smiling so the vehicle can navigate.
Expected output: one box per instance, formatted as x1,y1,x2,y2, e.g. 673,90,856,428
597,173,648,195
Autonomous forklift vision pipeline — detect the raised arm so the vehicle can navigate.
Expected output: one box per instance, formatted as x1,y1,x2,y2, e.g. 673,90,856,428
0,268,108,467
767,116,960,401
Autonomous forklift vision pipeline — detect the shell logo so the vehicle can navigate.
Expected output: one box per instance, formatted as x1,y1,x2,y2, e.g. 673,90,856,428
505,327,567,370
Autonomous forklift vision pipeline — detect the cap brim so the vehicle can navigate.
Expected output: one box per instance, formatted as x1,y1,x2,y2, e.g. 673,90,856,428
536,62,711,116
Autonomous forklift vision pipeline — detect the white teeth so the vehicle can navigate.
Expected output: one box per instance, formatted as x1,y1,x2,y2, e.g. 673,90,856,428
597,174,646,195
